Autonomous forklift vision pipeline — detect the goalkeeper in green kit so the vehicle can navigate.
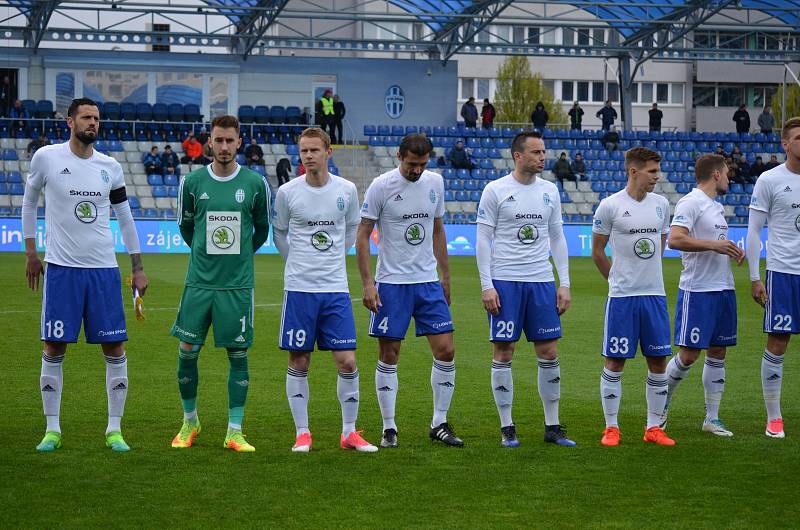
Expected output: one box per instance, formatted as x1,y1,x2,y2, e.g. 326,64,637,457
170,115,270,452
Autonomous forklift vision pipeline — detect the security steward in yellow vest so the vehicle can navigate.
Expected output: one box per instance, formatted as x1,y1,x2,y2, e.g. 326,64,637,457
319,89,336,143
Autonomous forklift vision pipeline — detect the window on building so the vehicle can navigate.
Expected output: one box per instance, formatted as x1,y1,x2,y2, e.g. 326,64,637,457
561,81,573,102
511,26,524,44
718,32,745,50
694,31,714,48
461,78,475,100
477,79,490,100
693,85,716,107
641,83,653,103
631,83,639,103
656,83,669,103
577,81,589,102
607,82,619,102
562,28,574,46
476,29,491,43
577,29,590,46
754,86,778,108
718,85,744,107
591,82,604,102
671,83,684,104
527,27,540,45
593,29,605,45
543,79,555,97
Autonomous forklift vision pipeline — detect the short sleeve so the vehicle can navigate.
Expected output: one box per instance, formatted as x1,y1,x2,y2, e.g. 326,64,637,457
272,187,290,231
476,185,498,227
661,199,671,234
27,148,47,191
111,161,125,190
670,197,696,231
749,177,770,213
435,176,445,218
360,178,382,221
548,189,563,227
592,198,612,235
346,184,360,226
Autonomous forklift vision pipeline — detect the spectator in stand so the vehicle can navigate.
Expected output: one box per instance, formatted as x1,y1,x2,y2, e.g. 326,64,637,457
750,156,767,180
568,101,584,131
201,138,214,165
531,101,548,130
730,145,743,161
297,160,306,176
27,135,48,156
757,107,775,135
181,132,204,164
461,97,478,128
196,127,209,147
276,157,293,187
648,103,663,132
602,126,620,152
481,98,496,128
448,140,474,170
715,144,727,157
318,89,336,141
735,154,751,183
161,144,180,177
553,152,574,185
0,76,12,117
570,152,587,181
764,154,780,171
333,95,346,144
142,146,163,175
732,104,750,134
244,137,265,166
10,99,30,131
596,100,617,130
726,156,744,184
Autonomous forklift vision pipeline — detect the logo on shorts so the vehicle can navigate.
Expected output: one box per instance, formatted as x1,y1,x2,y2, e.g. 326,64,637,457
634,237,656,259
100,169,109,183
235,335,245,343
74,201,98,223
518,224,539,244
311,231,333,251
199,192,209,200
235,189,245,203
337,196,345,211
795,214,800,232
211,226,236,250
405,223,425,245
430,189,437,204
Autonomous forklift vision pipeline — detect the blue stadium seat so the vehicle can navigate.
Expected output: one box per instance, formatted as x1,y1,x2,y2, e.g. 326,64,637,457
377,125,390,136
444,190,454,202
442,168,456,179
405,126,419,135
391,126,404,136
152,103,168,122
270,106,286,124
163,174,179,186
481,138,494,148
128,196,141,209
470,169,483,180
0,183,7,194
151,186,167,198
419,126,432,136
463,179,478,191
734,206,748,217
455,190,469,201
135,103,153,121
471,148,485,159
120,102,136,121
730,183,744,194
479,159,494,170
10,183,25,195
467,138,480,148
167,186,179,197
103,102,121,121
147,174,163,186
739,195,751,205
2,149,18,160
238,105,255,123
560,192,572,203
368,136,383,146
184,104,201,122
286,107,303,124
167,104,184,122
286,144,299,155
363,125,377,136
35,100,55,119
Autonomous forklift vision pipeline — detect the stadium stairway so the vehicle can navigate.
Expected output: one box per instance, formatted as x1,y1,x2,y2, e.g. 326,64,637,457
331,144,380,198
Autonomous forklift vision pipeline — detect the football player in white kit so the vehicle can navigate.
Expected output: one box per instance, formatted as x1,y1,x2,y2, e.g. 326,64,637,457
663,154,745,437
747,117,800,439
356,133,462,448
591,147,674,446
273,127,377,453
476,131,575,448
22,98,148,452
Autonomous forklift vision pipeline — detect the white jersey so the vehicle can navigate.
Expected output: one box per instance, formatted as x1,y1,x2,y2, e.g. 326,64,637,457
592,189,670,297
671,188,735,292
749,163,800,275
272,174,359,293
26,142,126,268
361,168,445,284
476,173,563,282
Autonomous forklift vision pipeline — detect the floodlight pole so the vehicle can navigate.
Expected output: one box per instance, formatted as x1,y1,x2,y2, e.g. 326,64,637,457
619,55,634,131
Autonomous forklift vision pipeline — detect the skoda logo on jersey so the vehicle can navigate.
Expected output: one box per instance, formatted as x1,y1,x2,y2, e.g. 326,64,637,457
235,189,245,203
74,201,98,223
212,226,235,250
634,237,656,259
385,85,405,119
337,196,345,211
795,214,800,232
656,206,663,220
718,234,727,240
517,224,539,244
543,192,550,206
405,223,425,245
311,231,333,251
429,190,436,204
100,169,109,183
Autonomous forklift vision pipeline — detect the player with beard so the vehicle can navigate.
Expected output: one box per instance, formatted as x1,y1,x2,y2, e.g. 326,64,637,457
23,97,148,452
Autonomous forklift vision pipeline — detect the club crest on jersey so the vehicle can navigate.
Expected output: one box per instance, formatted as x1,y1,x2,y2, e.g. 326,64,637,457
656,206,663,220
634,237,656,259
74,201,98,223
543,192,550,206
235,189,245,203
100,169,109,183
429,190,437,204
405,223,425,245
211,226,236,250
337,196,345,211
311,231,333,251
517,224,539,244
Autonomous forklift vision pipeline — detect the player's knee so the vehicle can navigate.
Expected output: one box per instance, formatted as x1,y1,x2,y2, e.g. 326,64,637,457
43,341,67,356
766,334,790,356
492,343,514,362
534,340,558,360
288,352,311,371
335,354,357,374
604,357,625,372
433,343,455,362
679,348,701,365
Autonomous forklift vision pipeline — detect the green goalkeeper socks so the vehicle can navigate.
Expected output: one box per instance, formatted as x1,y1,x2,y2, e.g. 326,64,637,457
177,345,200,416
227,349,249,429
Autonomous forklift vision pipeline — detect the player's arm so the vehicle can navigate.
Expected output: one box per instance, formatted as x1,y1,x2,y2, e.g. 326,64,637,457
549,222,571,314
747,208,768,306
177,176,195,246
271,187,290,260
476,222,500,315
110,185,148,295
344,186,360,250
432,217,451,305
356,218,380,312
667,226,744,262
22,151,45,290
591,233,611,279
251,177,271,251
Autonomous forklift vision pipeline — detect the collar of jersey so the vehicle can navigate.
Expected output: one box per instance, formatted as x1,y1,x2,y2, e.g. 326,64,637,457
207,163,241,182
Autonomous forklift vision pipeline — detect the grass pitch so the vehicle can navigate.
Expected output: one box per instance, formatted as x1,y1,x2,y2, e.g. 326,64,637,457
0,253,797,529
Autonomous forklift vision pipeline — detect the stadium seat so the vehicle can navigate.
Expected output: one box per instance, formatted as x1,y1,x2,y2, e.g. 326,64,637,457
286,107,303,124
135,103,153,121
363,125,377,136
166,104,184,122
35,100,55,119
103,102,121,121
377,125,390,136
22,99,36,116
270,106,286,124
152,103,168,122
120,102,137,121
184,104,201,123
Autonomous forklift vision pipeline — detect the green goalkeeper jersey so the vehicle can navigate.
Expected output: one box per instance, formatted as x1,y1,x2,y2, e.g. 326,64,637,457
178,164,270,289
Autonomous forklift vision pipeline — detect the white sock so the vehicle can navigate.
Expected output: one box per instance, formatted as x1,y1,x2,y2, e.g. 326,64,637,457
337,370,359,436
40,352,64,433
431,359,455,427
184,410,198,423
702,357,725,421
375,361,398,431
537,358,561,426
646,371,668,429
105,354,128,435
491,360,513,428
762,350,783,421
600,367,622,428
286,367,310,435
666,355,692,400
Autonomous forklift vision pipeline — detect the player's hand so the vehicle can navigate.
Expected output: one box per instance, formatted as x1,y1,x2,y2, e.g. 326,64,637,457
751,280,767,307
441,277,451,306
362,284,381,313
713,239,745,264
131,270,148,296
556,286,571,315
482,288,501,316
25,252,43,291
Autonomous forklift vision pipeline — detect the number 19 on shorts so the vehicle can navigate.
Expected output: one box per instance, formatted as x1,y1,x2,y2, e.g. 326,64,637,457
285,328,307,349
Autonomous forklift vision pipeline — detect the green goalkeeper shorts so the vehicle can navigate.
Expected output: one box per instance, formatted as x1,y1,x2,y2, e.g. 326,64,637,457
171,286,254,348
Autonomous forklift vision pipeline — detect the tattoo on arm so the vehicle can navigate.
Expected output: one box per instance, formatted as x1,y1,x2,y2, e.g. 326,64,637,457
130,253,143,272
